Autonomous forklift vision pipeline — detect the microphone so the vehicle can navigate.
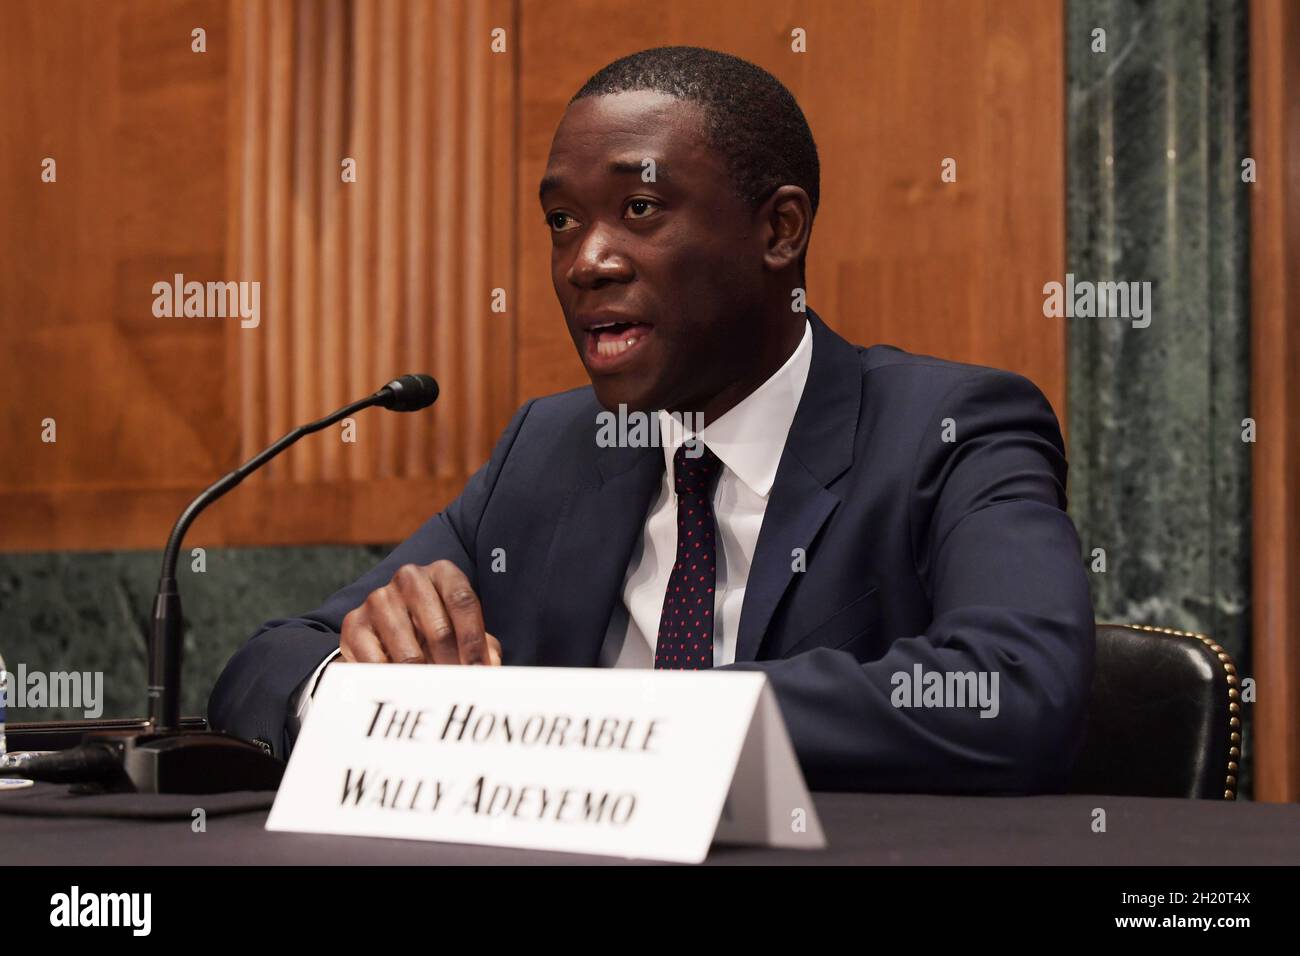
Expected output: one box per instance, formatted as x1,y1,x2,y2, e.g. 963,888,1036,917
375,373,439,412
57,375,439,794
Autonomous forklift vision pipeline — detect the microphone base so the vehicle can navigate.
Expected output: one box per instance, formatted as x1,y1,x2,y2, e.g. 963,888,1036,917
83,729,285,794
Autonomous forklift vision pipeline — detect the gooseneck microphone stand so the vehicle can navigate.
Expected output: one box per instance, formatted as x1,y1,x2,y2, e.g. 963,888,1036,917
2,374,439,794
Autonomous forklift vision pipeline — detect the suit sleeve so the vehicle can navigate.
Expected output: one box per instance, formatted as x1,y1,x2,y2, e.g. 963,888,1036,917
206,399,535,757
723,370,1095,794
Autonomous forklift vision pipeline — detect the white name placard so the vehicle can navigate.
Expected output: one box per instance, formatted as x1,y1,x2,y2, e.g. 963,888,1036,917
266,664,825,863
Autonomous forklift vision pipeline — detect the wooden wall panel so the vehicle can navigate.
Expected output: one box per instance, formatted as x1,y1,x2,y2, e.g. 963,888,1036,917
0,0,516,551
0,0,235,545
515,0,1067,421
227,0,516,489
1249,0,1300,802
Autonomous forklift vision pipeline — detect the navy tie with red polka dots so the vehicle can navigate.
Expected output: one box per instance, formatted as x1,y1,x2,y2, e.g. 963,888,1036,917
654,443,723,670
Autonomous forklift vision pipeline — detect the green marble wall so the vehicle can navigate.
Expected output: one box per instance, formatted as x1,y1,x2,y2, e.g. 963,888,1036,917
1066,0,1253,790
0,546,388,723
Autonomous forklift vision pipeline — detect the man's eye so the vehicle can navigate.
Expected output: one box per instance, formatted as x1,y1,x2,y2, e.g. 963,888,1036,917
546,212,579,232
624,199,660,220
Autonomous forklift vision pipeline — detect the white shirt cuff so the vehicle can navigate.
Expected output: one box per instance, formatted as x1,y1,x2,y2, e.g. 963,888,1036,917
286,648,342,740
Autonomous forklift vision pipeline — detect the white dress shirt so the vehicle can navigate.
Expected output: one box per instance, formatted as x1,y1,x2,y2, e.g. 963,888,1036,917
290,320,813,733
598,319,813,667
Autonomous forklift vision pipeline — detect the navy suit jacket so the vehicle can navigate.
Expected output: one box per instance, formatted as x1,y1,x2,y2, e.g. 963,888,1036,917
209,311,1095,793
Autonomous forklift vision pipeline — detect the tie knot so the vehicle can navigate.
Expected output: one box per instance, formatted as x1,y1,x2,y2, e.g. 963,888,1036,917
673,443,722,497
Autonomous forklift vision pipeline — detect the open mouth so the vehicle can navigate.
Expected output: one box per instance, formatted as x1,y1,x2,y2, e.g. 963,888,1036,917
587,320,653,361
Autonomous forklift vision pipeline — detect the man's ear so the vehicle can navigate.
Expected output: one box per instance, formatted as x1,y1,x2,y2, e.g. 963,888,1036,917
760,185,813,273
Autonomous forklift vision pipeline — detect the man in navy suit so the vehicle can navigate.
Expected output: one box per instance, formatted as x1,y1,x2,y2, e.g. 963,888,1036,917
209,46,1094,793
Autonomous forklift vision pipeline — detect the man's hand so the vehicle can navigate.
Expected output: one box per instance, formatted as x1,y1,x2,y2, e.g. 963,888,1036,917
339,560,502,665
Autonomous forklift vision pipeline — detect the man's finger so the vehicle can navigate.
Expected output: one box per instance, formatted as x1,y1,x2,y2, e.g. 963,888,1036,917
341,620,387,663
430,561,490,665
364,587,425,664
393,563,455,663
486,633,502,666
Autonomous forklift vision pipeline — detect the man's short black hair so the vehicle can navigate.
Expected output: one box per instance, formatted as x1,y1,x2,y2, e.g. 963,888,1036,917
571,45,820,227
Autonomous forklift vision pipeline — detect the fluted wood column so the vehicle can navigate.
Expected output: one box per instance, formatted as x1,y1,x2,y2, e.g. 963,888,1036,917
228,0,516,505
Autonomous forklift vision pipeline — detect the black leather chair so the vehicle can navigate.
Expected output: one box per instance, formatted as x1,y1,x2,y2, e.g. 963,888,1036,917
1068,623,1242,799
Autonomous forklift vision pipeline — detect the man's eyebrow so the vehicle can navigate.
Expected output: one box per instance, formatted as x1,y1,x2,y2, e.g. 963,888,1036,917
607,158,661,178
538,174,563,202
538,159,667,202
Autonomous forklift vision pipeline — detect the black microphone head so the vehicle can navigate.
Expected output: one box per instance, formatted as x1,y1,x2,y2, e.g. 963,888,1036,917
377,374,439,412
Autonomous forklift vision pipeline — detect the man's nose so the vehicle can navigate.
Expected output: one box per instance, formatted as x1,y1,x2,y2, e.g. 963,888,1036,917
567,225,633,288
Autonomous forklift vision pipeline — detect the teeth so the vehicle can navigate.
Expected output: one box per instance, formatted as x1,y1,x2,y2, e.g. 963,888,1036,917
596,335,645,358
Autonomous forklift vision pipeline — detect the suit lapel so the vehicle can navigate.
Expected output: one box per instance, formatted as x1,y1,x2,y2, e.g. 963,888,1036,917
732,461,841,662
536,440,663,666
733,311,863,662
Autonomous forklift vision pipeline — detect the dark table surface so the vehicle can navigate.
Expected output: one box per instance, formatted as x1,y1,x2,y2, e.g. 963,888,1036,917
2,783,1298,864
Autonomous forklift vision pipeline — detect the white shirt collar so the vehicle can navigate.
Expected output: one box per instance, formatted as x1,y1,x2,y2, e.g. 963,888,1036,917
657,319,813,498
